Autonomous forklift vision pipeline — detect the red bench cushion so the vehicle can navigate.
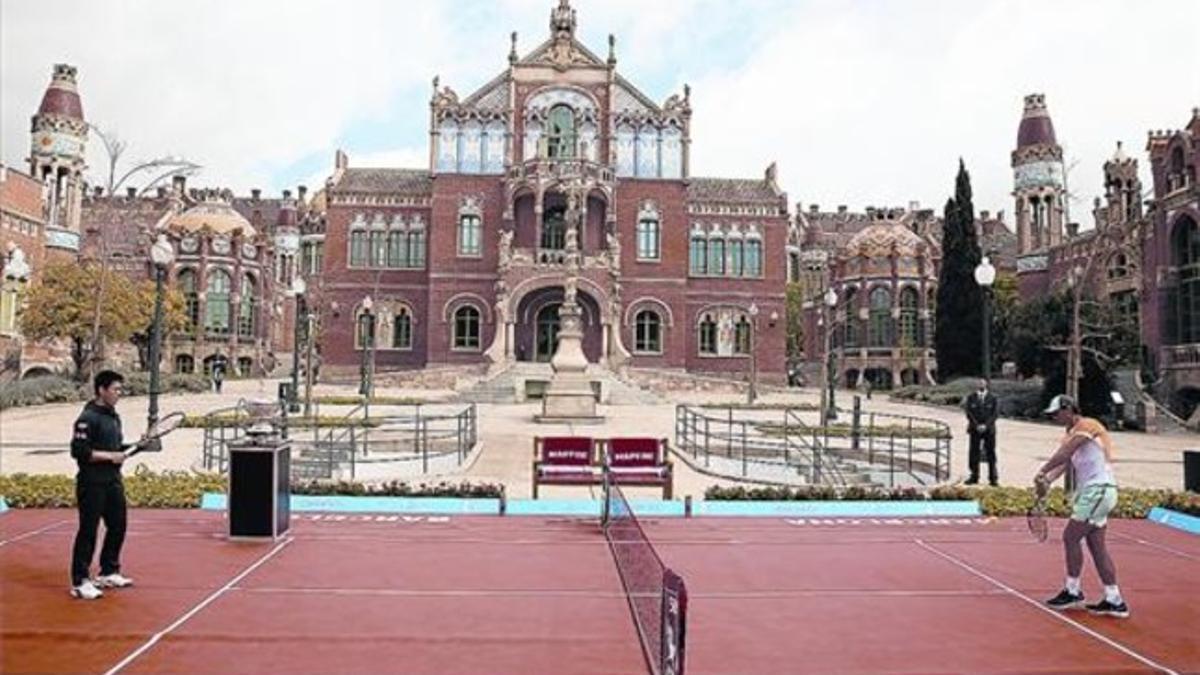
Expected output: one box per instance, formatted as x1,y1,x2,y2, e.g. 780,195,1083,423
607,438,662,468
539,437,593,466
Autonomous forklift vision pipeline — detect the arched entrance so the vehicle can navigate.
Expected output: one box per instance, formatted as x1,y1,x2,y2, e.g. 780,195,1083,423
514,287,603,363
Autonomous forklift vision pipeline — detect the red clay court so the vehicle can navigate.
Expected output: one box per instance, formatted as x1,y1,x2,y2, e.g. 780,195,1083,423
2,508,1198,674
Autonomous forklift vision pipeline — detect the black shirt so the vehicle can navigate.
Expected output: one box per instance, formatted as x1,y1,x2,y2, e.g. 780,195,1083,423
71,401,127,482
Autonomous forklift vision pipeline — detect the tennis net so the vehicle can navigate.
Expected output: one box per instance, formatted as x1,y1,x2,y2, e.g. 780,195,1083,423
602,470,688,675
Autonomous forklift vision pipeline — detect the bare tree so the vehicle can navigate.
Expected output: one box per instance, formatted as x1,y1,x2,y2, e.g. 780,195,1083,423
82,125,200,378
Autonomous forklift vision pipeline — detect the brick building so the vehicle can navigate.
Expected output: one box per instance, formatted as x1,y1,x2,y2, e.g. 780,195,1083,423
315,1,788,382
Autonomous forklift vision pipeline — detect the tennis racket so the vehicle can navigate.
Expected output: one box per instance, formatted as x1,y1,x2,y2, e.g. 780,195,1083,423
126,411,186,457
1027,491,1049,543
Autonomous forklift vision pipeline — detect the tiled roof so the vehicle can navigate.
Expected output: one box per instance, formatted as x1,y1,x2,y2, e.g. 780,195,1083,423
687,177,780,203
332,168,432,195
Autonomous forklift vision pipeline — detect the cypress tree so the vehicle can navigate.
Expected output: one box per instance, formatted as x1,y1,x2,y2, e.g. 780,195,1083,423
935,159,985,381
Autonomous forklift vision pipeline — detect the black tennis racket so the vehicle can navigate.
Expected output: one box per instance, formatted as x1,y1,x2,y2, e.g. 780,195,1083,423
126,411,186,457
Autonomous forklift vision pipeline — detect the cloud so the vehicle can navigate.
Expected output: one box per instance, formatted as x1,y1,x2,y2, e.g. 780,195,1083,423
3,0,1197,225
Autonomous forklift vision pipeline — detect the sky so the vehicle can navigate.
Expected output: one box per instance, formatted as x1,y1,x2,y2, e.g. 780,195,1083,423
2,0,1197,228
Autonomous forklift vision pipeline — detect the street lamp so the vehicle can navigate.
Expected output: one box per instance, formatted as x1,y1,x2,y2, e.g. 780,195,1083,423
973,256,996,379
289,276,306,413
822,287,839,424
147,233,175,430
748,302,760,404
359,295,374,400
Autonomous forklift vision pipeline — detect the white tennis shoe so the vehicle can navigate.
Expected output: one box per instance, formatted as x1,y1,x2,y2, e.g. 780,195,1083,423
95,573,134,588
71,579,104,600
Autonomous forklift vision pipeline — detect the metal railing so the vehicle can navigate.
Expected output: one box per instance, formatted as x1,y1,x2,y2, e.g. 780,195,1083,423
201,402,478,480
674,401,951,488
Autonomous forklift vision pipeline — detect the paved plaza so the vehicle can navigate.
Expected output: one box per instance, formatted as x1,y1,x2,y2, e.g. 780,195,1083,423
1,378,1193,497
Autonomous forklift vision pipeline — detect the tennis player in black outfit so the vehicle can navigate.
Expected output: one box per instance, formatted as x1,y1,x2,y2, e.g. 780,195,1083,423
69,370,146,600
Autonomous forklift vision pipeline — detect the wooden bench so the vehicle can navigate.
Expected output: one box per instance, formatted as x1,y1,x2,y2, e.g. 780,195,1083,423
601,437,674,500
532,436,599,499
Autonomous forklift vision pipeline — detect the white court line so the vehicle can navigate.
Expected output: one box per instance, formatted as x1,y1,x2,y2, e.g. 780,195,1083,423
233,585,1010,600
1111,531,1200,562
0,519,68,547
103,538,293,675
915,538,1179,675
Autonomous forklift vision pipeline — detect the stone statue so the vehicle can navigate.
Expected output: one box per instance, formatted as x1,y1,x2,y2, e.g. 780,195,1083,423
606,230,621,268
498,229,514,270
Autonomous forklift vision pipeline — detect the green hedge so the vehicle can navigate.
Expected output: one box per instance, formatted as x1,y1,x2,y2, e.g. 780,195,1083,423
699,403,819,412
704,484,1200,518
0,373,209,411
0,472,504,508
891,377,1044,418
757,421,950,440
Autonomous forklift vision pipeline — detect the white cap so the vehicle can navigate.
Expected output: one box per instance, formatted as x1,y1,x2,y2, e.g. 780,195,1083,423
1043,394,1077,415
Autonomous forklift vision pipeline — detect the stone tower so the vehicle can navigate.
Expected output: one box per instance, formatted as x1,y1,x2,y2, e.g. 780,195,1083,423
28,64,88,254
1012,94,1065,254
1097,141,1142,230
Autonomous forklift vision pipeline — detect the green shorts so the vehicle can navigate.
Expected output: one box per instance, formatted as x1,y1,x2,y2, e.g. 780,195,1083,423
1071,484,1118,527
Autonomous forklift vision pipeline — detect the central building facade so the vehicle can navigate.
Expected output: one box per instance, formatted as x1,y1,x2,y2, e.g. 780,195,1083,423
318,1,788,381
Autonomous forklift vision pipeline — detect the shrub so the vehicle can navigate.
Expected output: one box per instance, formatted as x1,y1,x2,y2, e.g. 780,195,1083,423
312,396,427,406
0,472,504,508
0,373,211,410
181,414,386,429
705,484,1198,518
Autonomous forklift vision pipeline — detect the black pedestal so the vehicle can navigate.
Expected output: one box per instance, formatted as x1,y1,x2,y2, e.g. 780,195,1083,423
1185,450,1200,493
228,439,291,540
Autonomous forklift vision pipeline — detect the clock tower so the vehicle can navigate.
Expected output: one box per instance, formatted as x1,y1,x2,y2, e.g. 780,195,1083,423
28,64,88,251
1012,93,1064,254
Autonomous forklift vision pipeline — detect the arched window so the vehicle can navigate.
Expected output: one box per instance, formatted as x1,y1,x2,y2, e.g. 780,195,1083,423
745,238,763,277
708,236,726,276
369,228,387,267
546,105,576,159
729,238,745,277
349,221,368,267
458,214,482,257
843,287,859,348
174,354,194,374
453,305,481,350
899,287,919,347
238,273,256,337
355,308,375,350
437,120,459,172
1108,253,1129,279
393,307,413,350
205,269,231,336
634,310,663,354
698,313,717,355
407,225,426,269
177,269,199,333
689,234,708,275
636,125,659,178
734,316,752,355
1171,216,1200,343
788,251,801,283
388,228,407,268
541,206,566,250
868,286,891,348
636,215,660,261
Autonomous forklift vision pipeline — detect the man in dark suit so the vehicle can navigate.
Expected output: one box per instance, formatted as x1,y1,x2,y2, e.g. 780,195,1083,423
965,378,999,485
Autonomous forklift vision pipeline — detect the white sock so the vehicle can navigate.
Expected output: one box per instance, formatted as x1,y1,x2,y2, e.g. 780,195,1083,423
1066,577,1082,594
1104,585,1123,604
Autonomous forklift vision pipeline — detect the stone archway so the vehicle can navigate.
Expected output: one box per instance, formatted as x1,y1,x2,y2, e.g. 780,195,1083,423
514,286,603,363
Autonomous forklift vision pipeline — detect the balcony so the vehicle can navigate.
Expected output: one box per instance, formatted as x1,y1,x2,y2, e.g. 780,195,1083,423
507,158,614,186
1163,344,1200,369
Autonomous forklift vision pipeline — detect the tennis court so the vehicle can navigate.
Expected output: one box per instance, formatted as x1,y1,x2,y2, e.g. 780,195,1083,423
2,490,1198,674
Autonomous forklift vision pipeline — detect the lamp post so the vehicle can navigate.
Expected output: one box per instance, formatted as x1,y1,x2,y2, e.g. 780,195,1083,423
822,287,839,424
289,276,306,413
357,294,372,398
748,303,760,404
973,256,996,380
147,233,175,430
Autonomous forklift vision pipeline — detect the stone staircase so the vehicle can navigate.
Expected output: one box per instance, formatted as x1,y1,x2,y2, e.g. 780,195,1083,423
455,362,661,405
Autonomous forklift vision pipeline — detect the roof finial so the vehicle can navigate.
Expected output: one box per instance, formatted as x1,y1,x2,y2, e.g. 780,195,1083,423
509,31,519,64
550,0,576,38
608,34,616,66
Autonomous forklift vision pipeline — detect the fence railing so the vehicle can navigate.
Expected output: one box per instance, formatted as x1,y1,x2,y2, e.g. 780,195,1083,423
201,402,478,480
674,400,951,488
